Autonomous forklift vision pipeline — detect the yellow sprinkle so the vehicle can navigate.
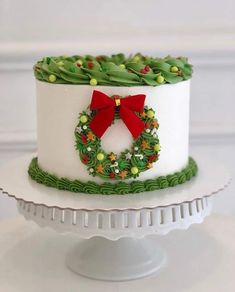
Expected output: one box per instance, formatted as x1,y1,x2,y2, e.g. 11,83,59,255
119,64,126,69
80,115,88,123
90,78,97,86
76,59,83,66
131,166,139,175
147,110,154,118
48,75,57,82
171,66,179,73
157,75,164,84
154,144,161,152
57,61,64,67
97,153,104,161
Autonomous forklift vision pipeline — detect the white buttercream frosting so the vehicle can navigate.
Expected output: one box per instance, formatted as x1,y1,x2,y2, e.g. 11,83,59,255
36,80,190,183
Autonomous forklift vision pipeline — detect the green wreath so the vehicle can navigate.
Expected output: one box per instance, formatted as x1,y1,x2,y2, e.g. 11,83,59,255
75,103,160,180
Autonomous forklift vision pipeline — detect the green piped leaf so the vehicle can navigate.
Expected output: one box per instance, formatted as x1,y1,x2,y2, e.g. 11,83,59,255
165,58,185,68
108,70,141,81
109,76,142,85
59,67,89,80
60,72,89,84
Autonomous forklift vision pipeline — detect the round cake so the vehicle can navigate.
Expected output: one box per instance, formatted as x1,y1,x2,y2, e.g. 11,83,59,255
29,53,197,194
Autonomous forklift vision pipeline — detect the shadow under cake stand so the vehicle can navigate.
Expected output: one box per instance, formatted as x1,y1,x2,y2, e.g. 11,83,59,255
0,154,230,281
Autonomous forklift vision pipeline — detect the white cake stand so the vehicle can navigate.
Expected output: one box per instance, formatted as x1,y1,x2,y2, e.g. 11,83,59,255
0,154,230,281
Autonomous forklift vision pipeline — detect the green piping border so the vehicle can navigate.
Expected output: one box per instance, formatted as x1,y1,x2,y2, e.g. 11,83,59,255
28,157,198,195
34,53,193,86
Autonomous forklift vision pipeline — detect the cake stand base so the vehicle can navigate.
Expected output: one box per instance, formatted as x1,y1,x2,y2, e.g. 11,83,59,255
0,154,231,282
66,237,166,281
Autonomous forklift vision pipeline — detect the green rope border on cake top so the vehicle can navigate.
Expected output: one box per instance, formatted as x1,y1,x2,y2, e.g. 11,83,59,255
34,53,193,87
28,157,198,195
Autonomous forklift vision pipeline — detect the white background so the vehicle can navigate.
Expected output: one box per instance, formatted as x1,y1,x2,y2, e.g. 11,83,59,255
0,0,235,219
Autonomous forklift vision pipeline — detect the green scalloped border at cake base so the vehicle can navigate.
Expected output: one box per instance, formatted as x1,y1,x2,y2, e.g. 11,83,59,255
28,157,198,195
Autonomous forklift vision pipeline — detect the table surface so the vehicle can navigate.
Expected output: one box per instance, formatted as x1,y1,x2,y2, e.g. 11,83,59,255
0,214,235,292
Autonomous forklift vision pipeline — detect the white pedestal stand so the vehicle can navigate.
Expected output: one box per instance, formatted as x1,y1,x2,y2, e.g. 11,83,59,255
0,154,230,281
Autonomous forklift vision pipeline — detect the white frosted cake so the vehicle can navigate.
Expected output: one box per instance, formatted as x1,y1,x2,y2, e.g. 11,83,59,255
29,53,197,194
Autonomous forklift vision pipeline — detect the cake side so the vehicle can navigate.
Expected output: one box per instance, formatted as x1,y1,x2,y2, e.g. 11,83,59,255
29,53,197,195
36,80,190,183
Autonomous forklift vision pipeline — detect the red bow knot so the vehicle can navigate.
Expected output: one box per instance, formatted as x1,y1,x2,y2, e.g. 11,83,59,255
89,90,146,139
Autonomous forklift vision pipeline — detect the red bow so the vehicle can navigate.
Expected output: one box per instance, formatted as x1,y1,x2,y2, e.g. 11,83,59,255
89,90,146,139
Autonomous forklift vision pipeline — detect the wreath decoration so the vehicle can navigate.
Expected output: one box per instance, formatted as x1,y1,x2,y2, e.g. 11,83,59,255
75,90,160,180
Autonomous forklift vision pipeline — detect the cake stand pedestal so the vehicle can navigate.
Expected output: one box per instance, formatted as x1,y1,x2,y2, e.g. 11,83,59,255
0,154,230,281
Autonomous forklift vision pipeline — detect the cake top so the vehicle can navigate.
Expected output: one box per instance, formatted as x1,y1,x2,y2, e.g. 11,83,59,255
34,53,193,86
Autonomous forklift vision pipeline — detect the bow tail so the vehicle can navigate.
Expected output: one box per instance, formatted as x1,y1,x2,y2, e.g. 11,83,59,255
89,106,115,138
120,106,145,139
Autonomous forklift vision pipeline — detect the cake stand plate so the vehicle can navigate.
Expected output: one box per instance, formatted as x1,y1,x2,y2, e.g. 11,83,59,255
0,154,230,281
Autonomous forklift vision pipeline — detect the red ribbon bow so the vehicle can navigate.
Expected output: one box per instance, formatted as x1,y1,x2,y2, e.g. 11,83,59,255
89,90,146,139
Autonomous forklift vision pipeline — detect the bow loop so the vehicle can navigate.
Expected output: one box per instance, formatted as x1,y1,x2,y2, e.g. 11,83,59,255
120,94,145,112
89,90,146,139
90,90,115,110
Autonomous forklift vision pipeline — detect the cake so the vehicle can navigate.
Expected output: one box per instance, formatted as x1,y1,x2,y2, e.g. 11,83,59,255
28,53,197,195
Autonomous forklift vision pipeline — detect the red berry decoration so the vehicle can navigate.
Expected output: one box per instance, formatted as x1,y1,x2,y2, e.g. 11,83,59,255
144,65,150,72
81,134,87,144
87,62,94,69
140,69,147,74
109,172,116,179
145,122,151,129
82,155,89,164
148,155,158,162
